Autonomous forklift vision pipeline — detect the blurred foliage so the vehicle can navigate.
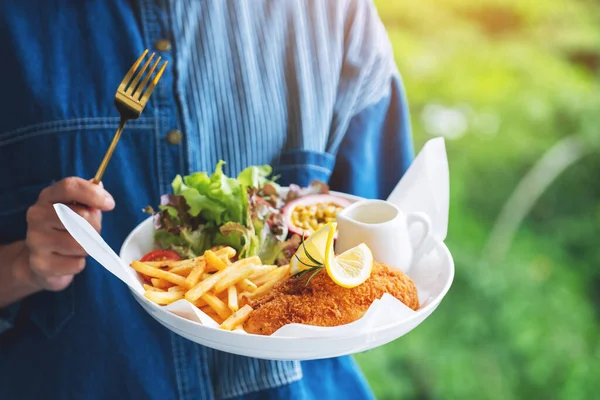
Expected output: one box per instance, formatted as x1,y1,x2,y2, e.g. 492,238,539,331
355,0,600,399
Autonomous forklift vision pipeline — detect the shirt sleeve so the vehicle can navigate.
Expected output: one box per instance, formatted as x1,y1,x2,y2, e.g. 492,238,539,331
329,73,414,200
326,0,414,199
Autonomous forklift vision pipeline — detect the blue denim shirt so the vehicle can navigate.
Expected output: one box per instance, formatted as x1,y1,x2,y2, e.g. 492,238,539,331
0,1,413,399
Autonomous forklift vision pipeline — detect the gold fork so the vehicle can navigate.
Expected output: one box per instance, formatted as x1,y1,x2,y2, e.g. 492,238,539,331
92,49,168,184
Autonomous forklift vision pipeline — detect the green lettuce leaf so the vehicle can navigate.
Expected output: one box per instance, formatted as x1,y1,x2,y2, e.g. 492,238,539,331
180,188,227,222
154,229,197,258
218,222,255,258
151,160,300,262
237,165,273,188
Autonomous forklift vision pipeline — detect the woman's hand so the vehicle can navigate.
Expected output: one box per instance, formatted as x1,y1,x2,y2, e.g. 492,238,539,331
22,177,115,291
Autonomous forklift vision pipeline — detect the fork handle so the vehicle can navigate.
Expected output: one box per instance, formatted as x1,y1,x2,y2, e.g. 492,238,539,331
92,118,127,185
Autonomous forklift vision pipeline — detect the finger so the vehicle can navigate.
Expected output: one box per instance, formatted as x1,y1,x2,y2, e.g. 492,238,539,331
26,230,87,257
28,203,102,232
34,274,74,292
30,251,86,278
39,177,115,211
50,231,89,257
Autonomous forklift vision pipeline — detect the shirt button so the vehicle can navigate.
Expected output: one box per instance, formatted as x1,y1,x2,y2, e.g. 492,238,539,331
154,39,172,52
166,130,183,145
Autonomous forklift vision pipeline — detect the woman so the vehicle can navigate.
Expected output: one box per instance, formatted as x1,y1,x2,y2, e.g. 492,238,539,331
0,1,413,398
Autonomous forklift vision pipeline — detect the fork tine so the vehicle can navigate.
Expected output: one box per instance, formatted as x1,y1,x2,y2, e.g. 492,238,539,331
126,52,155,95
139,60,168,105
118,49,149,92
133,56,161,99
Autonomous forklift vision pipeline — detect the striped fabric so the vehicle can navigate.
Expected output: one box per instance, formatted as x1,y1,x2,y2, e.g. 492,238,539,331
166,0,397,176
149,0,398,397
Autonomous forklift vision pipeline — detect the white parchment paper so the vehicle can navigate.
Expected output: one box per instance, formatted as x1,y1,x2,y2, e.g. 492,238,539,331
54,137,450,338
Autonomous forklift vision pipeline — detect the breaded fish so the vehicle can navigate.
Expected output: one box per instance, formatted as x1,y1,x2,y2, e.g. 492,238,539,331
244,262,419,335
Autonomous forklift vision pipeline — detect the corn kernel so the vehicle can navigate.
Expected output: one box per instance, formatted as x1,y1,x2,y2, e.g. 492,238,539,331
291,201,347,230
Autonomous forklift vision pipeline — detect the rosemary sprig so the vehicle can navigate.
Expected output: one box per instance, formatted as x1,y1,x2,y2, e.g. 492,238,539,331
294,266,323,286
292,234,325,286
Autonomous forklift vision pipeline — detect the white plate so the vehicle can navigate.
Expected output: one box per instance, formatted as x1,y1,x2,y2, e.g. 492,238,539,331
119,191,454,361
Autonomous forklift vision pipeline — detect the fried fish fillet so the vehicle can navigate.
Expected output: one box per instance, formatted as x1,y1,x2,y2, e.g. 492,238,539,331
243,262,419,335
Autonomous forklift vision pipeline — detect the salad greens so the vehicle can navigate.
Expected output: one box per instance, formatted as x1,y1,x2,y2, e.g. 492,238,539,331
148,161,301,265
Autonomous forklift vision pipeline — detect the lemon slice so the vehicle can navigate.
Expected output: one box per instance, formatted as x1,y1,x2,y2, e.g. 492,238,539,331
290,222,337,275
325,242,373,288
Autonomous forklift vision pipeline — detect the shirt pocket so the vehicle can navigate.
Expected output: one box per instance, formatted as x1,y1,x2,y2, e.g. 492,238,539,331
272,149,337,187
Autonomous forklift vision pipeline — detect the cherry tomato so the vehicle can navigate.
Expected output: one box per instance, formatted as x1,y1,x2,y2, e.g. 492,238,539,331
140,249,182,262
139,273,152,284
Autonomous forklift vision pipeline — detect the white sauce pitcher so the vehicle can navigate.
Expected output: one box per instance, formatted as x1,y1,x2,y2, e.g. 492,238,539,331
335,199,433,272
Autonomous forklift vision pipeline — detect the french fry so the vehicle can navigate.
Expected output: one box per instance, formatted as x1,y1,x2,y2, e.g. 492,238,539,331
137,247,232,267
214,246,236,259
184,260,207,289
219,304,253,330
194,298,207,308
185,256,260,301
141,262,172,269
131,261,187,287
243,265,290,300
169,264,195,277
227,285,238,312
248,264,277,279
151,278,174,289
185,268,226,302
145,257,199,268
238,291,251,303
135,246,289,332
237,292,250,308
144,284,165,292
201,293,231,320
204,250,228,272
251,267,283,286
238,279,257,293
200,307,224,324
144,290,184,305
238,256,262,267
216,251,233,265
217,290,229,301
213,263,257,293
168,258,199,269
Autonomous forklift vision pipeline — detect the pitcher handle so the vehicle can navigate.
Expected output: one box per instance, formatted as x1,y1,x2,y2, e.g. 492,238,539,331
406,211,433,264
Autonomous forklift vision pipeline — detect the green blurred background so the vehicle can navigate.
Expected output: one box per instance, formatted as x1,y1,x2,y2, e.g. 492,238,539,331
354,1,600,398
